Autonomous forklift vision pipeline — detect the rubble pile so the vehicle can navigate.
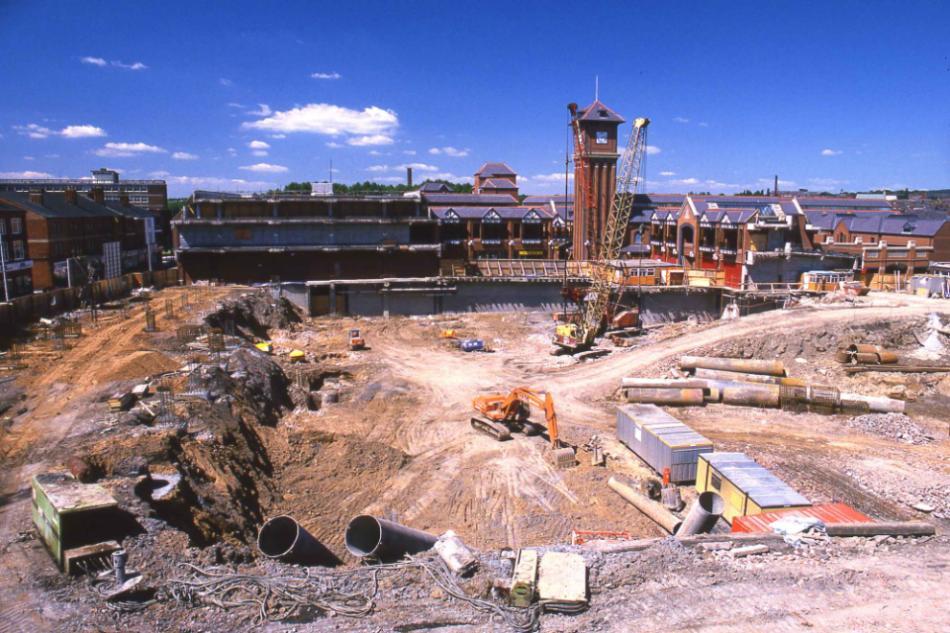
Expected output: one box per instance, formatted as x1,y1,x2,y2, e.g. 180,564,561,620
845,413,936,445
204,291,302,340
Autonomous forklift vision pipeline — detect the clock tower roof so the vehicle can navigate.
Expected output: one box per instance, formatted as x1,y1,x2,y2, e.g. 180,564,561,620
577,99,625,124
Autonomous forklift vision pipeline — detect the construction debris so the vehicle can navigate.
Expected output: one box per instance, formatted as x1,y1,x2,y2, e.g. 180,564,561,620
537,552,587,613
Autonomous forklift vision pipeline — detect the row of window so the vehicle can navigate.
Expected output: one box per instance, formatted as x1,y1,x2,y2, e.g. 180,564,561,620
0,217,24,235
1,239,25,260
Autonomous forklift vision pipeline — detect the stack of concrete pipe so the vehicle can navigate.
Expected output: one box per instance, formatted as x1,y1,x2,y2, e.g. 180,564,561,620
621,356,904,413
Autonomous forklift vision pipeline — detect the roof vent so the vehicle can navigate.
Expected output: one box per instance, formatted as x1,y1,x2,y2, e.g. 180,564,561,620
902,221,915,233
598,109,608,117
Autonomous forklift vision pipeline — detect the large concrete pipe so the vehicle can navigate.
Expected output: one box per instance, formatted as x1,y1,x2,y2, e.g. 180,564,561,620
721,384,781,408
679,356,786,377
258,515,341,566
624,388,706,406
693,368,806,387
840,393,905,413
608,476,682,535
676,491,725,536
344,515,438,561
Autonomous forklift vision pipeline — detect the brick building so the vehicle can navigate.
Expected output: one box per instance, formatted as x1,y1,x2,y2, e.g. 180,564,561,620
0,200,31,298
638,195,855,287
428,205,564,262
0,189,155,292
809,212,950,277
571,99,624,260
472,163,518,198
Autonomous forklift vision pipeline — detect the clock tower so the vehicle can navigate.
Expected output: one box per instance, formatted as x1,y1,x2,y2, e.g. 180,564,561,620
570,99,624,260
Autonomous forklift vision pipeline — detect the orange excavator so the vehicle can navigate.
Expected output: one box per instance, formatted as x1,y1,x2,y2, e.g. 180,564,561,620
471,387,562,446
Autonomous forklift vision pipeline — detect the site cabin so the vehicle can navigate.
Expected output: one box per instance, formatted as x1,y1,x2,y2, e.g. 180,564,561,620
695,452,811,524
31,473,121,574
615,404,714,484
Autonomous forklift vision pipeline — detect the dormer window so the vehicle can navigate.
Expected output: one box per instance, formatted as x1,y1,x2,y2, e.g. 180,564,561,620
598,109,608,118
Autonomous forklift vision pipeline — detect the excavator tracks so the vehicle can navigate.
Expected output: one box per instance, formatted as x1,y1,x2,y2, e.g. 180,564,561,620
470,416,512,441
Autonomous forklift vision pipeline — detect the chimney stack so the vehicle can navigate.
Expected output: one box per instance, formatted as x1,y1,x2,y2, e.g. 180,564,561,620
64,188,78,205
774,175,779,197
407,167,413,188
90,186,105,204
28,190,43,205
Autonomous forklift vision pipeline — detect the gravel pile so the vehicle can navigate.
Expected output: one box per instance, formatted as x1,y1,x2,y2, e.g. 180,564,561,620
845,413,935,445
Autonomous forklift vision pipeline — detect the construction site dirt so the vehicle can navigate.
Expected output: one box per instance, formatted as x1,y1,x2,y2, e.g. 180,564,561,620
1,285,948,631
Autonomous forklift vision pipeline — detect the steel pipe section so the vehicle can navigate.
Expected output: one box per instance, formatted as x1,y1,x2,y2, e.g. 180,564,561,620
623,388,706,406
693,368,805,386
608,476,682,535
840,393,906,413
721,384,781,408
345,515,438,561
679,356,786,377
676,491,725,536
258,515,341,566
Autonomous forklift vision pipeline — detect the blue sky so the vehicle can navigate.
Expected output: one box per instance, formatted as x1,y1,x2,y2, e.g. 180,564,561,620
1,0,947,197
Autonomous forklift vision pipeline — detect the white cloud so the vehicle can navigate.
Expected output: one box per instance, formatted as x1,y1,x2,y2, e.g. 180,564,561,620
23,156,34,161
243,104,398,145
426,172,472,184
808,177,849,187
93,142,167,157
698,122,709,128
270,134,286,139
346,134,394,146
158,174,276,195
0,170,54,178
325,141,343,148
311,71,341,80
226,102,245,109
821,148,842,156
60,124,107,138
398,162,437,171
659,171,676,176
403,149,417,156
239,162,288,173
673,117,690,124
16,123,107,139
219,78,233,87
112,60,147,70
367,163,439,173
248,140,270,150
646,145,662,155
532,172,574,183
368,150,383,156
227,147,238,156
249,104,272,116
671,177,700,185
252,150,268,157
14,124,53,139
172,151,199,160
82,56,147,70
428,146,469,157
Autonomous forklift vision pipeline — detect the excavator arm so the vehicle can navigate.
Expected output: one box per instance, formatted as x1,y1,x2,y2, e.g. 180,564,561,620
472,387,560,448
